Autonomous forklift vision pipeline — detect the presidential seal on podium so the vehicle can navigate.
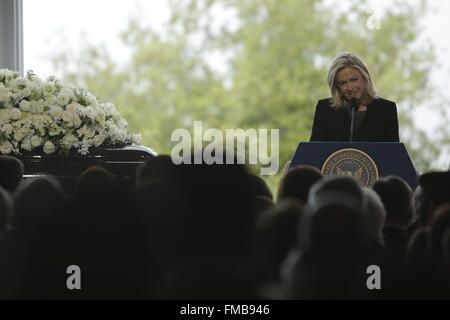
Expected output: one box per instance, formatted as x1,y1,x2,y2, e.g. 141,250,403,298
321,148,378,186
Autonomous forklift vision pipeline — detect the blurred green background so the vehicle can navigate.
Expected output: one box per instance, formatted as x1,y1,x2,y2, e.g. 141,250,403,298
42,0,449,195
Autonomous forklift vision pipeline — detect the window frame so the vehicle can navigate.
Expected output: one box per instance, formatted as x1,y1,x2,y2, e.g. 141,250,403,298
0,0,23,75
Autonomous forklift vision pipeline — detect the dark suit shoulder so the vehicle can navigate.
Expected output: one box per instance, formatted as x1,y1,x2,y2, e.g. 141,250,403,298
317,98,333,106
316,98,334,112
370,96,396,108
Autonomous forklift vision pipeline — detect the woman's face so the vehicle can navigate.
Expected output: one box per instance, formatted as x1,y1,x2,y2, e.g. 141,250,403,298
336,67,366,101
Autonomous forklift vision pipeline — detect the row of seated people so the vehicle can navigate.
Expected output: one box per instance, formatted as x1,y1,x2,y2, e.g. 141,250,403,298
0,153,449,299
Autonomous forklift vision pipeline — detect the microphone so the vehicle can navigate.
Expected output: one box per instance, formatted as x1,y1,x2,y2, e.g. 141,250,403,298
350,97,360,111
349,97,360,142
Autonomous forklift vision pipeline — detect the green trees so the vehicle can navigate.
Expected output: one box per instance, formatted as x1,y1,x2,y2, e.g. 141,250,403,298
50,0,446,192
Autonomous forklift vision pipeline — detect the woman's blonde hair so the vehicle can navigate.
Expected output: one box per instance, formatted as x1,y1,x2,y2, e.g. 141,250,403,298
327,52,376,108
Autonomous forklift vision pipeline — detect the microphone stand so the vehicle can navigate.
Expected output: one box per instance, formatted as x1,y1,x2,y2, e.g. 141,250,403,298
350,106,355,142
349,97,359,142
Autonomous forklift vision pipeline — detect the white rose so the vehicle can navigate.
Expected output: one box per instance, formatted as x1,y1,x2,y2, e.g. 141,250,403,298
31,114,43,128
73,114,82,128
105,120,116,129
43,141,56,154
84,126,95,138
112,109,121,119
76,127,83,138
62,110,74,123
42,81,55,96
41,115,53,126
29,81,40,91
31,100,44,114
49,124,62,136
132,134,142,145
20,112,31,123
0,109,10,122
46,95,57,105
15,77,29,88
12,92,22,101
21,138,32,151
113,129,127,142
86,93,99,107
56,94,70,106
77,125,89,138
0,69,18,80
119,118,128,128
21,87,32,98
66,103,80,114
93,134,106,147
59,87,75,100
37,125,46,136
19,100,31,112
101,103,115,116
0,87,11,102
94,108,106,125
62,134,78,149
84,107,96,120
2,123,13,135
31,135,43,148
8,79,19,91
49,105,63,119
13,127,26,141
1,101,12,109
60,87,74,96
36,101,45,113
10,108,22,120
0,141,13,154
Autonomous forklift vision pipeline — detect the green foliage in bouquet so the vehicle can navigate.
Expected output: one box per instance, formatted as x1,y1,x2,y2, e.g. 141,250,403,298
0,69,142,155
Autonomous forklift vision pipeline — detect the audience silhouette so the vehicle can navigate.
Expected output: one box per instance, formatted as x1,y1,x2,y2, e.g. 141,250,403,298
0,153,449,300
277,165,323,204
372,176,413,252
0,156,24,193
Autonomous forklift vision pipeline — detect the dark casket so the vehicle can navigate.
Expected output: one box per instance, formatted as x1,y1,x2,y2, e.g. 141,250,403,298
16,145,157,194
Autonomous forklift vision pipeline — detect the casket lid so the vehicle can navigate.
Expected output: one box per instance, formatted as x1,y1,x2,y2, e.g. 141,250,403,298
17,144,157,162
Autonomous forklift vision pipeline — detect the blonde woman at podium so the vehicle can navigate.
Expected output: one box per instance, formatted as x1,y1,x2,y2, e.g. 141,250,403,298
282,52,399,175
310,52,399,143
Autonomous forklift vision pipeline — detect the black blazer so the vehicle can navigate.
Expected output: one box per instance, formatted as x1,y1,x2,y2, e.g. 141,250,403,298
309,97,399,142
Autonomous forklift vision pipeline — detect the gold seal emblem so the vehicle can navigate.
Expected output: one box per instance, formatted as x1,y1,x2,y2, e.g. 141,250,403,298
321,148,378,187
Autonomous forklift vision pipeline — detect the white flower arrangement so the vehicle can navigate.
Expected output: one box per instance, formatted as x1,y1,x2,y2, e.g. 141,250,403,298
0,69,142,155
